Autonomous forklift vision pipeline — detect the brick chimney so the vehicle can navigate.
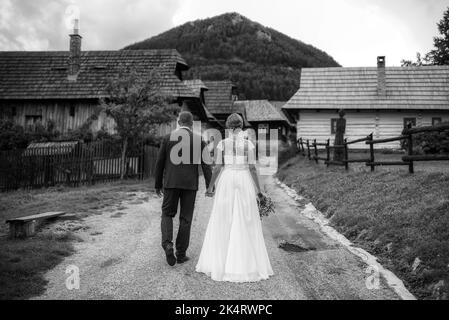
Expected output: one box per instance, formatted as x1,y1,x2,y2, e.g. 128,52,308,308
68,19,82,81
377,56,386,97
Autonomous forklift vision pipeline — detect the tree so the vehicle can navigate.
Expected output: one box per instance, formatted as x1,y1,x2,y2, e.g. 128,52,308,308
401,52,430,67
101,67,178,179
428,7,449,65
401,7,449,67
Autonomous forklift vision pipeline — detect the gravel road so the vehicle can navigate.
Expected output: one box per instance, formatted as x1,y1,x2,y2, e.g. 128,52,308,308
35,176,400,300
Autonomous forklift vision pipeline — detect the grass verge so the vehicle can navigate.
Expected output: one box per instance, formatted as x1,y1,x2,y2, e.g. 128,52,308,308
0,231,79,299
0,179,153,300
277,155,449,300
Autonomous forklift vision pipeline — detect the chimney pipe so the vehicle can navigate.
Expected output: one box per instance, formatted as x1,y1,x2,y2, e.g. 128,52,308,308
377,56,386,97
68,19,82,80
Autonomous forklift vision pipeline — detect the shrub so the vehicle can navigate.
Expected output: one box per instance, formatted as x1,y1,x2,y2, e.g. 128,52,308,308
413,122,449,155
0,119,59,151
0,120,29,150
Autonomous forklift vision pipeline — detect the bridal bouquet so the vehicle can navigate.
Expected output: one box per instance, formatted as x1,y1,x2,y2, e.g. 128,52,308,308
257,193,275,219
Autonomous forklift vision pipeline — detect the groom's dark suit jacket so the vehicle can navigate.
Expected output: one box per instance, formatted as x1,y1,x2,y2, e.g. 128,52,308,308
155,128,212,190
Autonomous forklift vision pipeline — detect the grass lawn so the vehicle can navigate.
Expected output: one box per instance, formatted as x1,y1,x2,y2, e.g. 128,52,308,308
0,179,154,300
277,152,449,300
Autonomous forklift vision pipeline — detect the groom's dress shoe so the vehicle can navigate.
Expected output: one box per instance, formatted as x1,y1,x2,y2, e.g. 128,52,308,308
165,246,176,266
177,255,190,264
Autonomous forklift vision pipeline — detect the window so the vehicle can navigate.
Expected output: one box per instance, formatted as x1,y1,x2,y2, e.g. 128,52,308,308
403,118,416,129
69,105,76,117
331,118,338,134
25,115,42,126
432,117,442,126
0,107,16,119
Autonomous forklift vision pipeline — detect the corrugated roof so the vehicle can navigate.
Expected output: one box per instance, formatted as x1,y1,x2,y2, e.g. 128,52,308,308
283,65,449,110
24,141,79,156
235,100,288,124
203,80,236,114
0,49,196,100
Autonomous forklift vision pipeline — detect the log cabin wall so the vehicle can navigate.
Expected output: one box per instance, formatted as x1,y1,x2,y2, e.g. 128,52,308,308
0,100,111,133
296,110,449,149
0,99,196,138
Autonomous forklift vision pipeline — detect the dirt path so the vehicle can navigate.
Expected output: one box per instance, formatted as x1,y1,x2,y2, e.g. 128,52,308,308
35,176,401,300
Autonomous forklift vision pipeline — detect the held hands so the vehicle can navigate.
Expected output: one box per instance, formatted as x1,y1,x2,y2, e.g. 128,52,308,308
205,186,215,197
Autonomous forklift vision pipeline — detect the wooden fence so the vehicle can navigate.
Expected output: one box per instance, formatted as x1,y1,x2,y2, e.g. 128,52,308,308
297,122,449,173
0,140,159,192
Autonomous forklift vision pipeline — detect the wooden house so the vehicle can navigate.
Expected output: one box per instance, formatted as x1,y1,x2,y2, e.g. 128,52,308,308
234,100,292,140
283,56,449,148
202,80,249,127
270,101,297,130
0,26,207,137
183,79,221,129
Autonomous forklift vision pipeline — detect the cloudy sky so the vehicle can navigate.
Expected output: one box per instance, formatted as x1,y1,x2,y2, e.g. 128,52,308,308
0,0,447,67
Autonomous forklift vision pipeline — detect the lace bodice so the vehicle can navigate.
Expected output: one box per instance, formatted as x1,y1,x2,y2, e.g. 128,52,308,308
216,132,256,169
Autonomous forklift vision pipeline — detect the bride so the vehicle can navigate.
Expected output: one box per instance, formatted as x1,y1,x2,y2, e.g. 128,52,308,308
196,113,274,282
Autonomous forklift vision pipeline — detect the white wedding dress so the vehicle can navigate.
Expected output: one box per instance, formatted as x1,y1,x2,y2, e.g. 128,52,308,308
196,132,274,282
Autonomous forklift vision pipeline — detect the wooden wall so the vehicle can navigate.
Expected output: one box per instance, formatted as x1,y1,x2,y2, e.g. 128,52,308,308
296,110,449,149
0,100,117,134
0,100,188,138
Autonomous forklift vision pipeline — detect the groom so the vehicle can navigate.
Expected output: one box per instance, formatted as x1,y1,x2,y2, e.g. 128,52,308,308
155,111,212,266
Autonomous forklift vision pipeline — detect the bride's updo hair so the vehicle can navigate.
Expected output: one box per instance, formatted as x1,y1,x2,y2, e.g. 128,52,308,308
226,113,243,130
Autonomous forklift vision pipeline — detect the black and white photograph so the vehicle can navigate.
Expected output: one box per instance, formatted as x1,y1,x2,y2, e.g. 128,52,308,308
0,0,448,311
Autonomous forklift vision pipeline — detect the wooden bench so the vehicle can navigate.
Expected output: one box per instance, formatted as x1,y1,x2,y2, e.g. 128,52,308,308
6,211,65,239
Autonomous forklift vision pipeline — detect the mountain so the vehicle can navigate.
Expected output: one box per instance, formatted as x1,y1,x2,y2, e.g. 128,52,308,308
124,12,340,101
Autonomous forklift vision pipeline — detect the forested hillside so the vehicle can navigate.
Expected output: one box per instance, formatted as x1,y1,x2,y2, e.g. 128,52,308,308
125,12,340,100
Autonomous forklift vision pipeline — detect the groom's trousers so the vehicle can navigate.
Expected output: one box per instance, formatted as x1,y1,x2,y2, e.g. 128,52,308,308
161,188,197,256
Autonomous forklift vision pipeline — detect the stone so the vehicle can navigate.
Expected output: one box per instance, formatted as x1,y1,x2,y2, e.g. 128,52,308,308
385,243,393,253
411,257,421,273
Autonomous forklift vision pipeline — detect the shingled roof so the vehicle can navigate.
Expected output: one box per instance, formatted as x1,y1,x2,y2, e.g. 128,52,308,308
0,49,196,100
270,101,296,127
203,80,237,114
236,100,289,124
182,79,218,122
283,65,449,110
183,79,208,96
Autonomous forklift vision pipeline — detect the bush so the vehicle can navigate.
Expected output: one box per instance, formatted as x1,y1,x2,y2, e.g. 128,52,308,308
0,119,59,151
0,120,29,150
413,122,449,155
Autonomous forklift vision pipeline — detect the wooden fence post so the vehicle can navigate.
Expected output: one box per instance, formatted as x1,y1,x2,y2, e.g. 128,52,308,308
299,138,305,156
368,133,375,172
344,138,349,170
307,140,311,160
326,139,330,167
407,134,414,174
314,139,318,164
